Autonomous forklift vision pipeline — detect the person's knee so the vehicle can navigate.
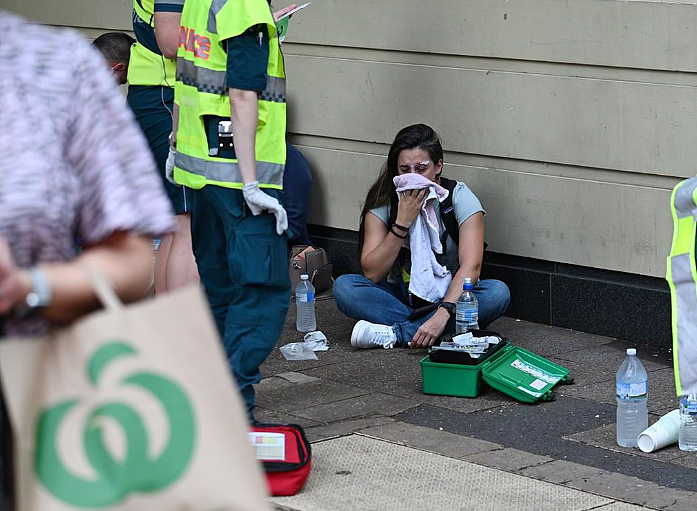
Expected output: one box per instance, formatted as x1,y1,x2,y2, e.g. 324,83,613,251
175,213,192,233
333,274,369,313
333,274,353,309
488,279,511,314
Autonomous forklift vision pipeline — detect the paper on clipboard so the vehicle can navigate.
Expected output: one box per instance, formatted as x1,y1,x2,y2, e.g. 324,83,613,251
276,2,311,21
276,2,311,42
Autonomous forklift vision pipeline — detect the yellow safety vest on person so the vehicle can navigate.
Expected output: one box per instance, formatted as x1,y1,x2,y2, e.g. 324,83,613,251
173,0,286,190
667,176,697,397
127,0,177,87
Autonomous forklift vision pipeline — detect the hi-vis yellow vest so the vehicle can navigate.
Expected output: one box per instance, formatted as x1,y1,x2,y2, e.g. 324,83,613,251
667,177,697,397
127,0,177,87
173,0,286,190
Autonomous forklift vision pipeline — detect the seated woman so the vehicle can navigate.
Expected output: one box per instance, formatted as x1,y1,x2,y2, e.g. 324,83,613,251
334,124,510,349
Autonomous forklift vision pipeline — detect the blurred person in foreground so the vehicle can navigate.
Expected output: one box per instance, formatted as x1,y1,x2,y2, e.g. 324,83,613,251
0,11,175,508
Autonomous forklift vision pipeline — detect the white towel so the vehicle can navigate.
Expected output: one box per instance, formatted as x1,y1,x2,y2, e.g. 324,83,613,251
393,174,452,303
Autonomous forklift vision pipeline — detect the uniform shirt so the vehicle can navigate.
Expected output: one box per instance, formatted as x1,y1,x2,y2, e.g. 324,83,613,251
0,12,175,335
226,25,270,92
370,181,485,284
133,0,186,56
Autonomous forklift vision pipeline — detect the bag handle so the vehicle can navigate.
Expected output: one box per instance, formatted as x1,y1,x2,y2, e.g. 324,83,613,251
81,264,124,311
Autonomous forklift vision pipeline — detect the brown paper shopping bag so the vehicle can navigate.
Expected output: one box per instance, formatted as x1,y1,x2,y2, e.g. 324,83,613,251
0,278,272,511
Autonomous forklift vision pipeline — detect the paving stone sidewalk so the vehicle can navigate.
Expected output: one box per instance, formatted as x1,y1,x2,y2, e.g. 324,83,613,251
258,298,696,511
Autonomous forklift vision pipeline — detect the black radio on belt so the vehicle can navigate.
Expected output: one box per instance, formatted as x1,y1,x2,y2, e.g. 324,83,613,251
205,116,236,159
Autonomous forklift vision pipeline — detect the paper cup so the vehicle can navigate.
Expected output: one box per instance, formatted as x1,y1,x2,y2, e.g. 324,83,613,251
638,409,680,453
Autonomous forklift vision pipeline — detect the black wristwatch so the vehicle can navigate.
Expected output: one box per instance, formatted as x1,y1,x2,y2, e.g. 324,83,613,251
438,301,456,318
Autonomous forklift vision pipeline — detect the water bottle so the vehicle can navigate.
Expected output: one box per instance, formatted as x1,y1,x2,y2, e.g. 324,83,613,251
295,274,316,332
616,348,648,447
455,277,479,334
679,394,697,451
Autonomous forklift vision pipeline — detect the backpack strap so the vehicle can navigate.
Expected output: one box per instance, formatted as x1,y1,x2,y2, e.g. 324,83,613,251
439,177,460,249
388,191,409,268
388,190,399,231
438,176,488,258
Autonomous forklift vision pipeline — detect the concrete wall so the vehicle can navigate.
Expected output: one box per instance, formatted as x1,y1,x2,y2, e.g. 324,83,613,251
0,0,132,38
283,0,696,278
4,0,693,278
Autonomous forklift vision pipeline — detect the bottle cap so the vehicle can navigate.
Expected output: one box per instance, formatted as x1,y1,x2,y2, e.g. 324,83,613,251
463,276,473,290
627,348,637,356
300,274,309,280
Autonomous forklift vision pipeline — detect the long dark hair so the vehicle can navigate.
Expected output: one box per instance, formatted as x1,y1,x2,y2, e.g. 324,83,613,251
358,124,444,253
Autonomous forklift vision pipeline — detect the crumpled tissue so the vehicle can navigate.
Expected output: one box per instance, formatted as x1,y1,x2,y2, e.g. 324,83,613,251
279,331,330,360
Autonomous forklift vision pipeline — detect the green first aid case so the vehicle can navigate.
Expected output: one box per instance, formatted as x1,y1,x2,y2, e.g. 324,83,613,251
420,341,572,403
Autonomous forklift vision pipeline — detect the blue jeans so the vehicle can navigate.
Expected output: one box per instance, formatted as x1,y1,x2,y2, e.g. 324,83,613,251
190,186,290,418
334,274,511,346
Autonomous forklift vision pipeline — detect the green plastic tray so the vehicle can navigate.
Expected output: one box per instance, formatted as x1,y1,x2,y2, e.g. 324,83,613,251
419,356,484,398
481,346,571,403
420,343,571,402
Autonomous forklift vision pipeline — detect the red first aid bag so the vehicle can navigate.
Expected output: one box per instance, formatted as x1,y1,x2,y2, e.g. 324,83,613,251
249,423,312,496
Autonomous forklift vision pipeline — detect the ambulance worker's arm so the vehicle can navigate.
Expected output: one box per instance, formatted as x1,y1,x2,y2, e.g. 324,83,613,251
226,25,270,184
229,89,258,184
154,0,184,59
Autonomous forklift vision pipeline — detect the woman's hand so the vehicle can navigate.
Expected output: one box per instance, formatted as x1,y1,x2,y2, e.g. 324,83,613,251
273,4,297,21
395,189,428,228
293,246,315,261
409,307,449,348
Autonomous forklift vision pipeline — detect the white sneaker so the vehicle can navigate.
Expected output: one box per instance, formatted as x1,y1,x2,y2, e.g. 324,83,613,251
350,320,397,349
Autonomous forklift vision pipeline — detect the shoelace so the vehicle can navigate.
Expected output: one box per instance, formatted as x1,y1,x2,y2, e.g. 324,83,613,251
372,328,396,349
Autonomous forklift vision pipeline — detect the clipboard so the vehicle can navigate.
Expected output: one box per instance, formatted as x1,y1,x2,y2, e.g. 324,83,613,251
276,2,311,42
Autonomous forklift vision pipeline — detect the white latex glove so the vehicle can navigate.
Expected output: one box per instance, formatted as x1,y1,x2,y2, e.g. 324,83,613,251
165,146,180,187
242,181,288,235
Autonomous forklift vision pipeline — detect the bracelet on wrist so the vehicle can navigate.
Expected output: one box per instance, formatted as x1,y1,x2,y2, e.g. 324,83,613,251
390,227,407,239
392,222,409,232
13,267,52,319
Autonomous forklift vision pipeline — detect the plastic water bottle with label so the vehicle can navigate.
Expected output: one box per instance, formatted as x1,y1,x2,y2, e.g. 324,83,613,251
616,348,648,447
455,277,479,334
295,274,316,332
679,394,697,451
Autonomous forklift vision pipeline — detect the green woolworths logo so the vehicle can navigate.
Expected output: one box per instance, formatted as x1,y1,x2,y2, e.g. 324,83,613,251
34,342,196,508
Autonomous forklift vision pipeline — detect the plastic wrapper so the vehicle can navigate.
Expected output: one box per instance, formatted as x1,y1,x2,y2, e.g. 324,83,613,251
303,331,329,351
279,331,329,361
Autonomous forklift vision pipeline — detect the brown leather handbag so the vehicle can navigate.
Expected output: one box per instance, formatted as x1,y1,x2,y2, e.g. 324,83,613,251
289,245,333,293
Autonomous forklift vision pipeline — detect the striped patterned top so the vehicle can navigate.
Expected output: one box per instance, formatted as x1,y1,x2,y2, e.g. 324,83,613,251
0,12,175,334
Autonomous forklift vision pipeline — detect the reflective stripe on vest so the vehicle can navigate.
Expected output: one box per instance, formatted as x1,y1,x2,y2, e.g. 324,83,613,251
207,0,230,33
174,0,286,190
176,59,286,102
667,176,697,396
174,152,283,189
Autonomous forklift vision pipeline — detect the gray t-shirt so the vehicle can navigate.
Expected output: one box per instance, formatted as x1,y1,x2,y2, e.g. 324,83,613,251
369,181,485,284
